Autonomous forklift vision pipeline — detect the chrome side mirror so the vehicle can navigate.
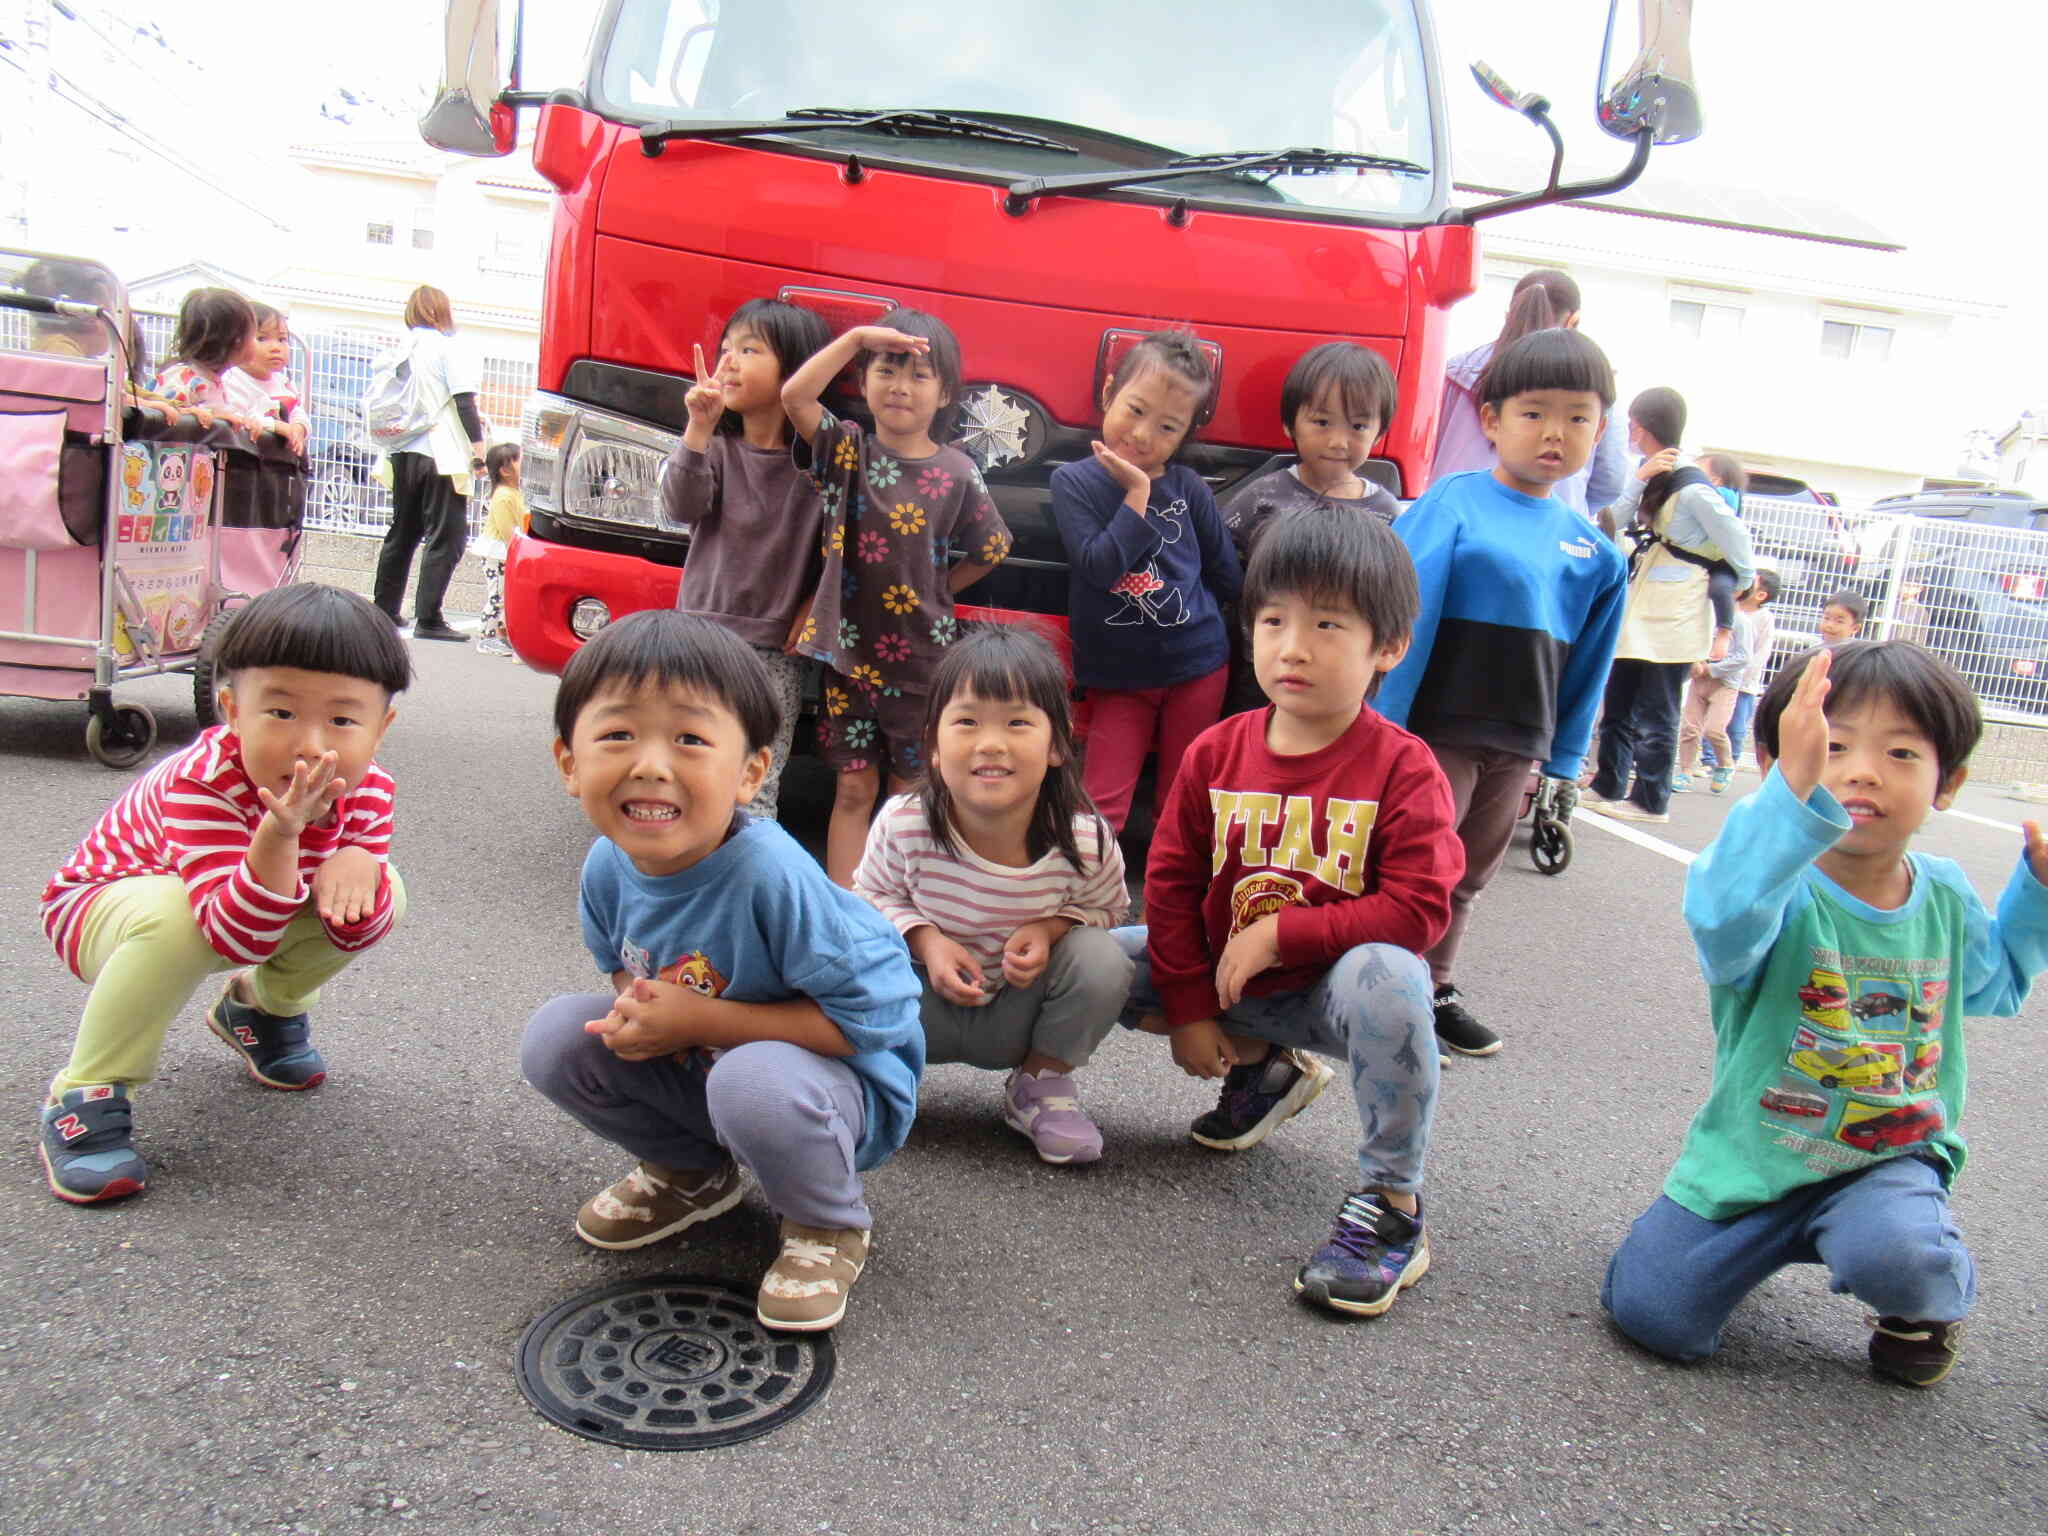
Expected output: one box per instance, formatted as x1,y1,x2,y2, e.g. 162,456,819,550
1599,0,1702,144
420,0,516,157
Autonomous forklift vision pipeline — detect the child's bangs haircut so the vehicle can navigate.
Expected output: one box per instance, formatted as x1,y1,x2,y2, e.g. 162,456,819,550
1628,386,1686,450
917,624,1102,873
1107,329,1217,433
215,584,412,696
250,302,287,332
858,307,963,436
1282,342,1397,435
1754,640,1980,788
171,287,257,371
485,442,520,486
719,298,832,434
1476,328,1616,412
1825,588,1869,625
1240,504,1419,649
553,609,780,754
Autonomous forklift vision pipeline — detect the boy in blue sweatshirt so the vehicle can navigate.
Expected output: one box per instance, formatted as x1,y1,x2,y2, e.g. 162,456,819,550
520,611,923,1333
1604,640,2048,1386
1376,329,1628,1057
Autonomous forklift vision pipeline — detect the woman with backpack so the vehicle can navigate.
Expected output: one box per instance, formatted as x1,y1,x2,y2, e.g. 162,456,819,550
368,285,486,641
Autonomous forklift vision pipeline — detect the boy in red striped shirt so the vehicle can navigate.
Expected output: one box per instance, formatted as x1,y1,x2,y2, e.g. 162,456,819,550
37,584,412,1203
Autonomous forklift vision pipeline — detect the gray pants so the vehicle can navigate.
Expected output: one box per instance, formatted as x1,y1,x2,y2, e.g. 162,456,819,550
748,647,810,823
521,993,871,1230
1112,928,1438,1193
918,925,1133,1071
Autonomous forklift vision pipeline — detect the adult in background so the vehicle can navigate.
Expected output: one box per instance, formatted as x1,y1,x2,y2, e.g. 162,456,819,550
371,285,486,641
1430,267,1626,522
1585,387,1730,823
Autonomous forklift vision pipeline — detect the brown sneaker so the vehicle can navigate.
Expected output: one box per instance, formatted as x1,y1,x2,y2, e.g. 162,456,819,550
756,1221,870,1332
573,1159,744,1250
1869,1315,1966,1387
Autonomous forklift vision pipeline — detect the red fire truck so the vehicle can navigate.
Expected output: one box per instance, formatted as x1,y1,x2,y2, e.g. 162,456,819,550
423,0,1699,674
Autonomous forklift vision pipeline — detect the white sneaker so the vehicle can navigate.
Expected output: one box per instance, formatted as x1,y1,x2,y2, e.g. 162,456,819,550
1594,799,1669,824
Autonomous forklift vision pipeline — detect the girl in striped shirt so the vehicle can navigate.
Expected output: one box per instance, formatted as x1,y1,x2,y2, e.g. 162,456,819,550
854,626,1134,1164
37,585,412,1205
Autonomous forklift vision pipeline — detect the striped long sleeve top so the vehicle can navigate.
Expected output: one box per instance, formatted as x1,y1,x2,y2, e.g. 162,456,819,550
853,795,1129,979
42,725,397,975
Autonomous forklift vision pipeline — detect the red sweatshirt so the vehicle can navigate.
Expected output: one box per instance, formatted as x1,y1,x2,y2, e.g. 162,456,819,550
1145,706,1462,1028
43,725,397,975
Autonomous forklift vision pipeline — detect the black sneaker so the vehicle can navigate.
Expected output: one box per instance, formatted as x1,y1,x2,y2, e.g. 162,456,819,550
206,978,327,1090
1869,1316,1965,1387
1295,1192,1430,1317
411,620,467,642
1433,986,1502,1057
38,1084,148,1204
1189,1046,1333,1151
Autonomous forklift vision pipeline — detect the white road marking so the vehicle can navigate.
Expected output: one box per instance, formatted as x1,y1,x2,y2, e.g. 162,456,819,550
1943,807,2025,834
1570,808,1696,865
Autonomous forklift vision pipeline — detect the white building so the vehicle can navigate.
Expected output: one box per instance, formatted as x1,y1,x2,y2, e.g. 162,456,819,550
1448,159,2005,507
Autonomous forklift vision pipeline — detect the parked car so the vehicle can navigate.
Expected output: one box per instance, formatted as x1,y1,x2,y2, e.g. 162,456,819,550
1848,489,2048,708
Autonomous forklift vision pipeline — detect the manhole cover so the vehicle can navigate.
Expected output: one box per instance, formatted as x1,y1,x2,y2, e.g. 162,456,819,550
517,1276,834,1450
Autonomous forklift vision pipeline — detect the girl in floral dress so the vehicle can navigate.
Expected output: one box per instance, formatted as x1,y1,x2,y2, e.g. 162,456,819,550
780,309,1011,885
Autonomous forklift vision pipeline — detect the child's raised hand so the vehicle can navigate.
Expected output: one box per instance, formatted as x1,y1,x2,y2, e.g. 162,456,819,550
256,751,344,837
1215,914,1281,1009
2024,821,2048,887
914,929,987,1006
854,326,930,357
1001,918,1072,990
683,343,725,429
1775,645,1833,803
312,845,382,927
1090,441,1149,500
1169,1017,1233,1080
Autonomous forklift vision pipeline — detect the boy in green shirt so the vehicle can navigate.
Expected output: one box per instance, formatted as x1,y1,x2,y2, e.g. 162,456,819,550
1604,640,2048,1386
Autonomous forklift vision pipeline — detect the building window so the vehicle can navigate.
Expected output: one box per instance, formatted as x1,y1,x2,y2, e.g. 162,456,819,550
365,222,394,246
412,228,435,251
1821,319,1893,362
1670,297,1743,343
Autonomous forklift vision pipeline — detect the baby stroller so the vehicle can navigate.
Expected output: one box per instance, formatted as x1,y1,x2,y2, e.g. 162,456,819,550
0,249,305,766
1520,769,1577,875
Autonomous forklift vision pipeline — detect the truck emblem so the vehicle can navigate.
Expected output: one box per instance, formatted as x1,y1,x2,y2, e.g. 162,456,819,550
953,385,1035,471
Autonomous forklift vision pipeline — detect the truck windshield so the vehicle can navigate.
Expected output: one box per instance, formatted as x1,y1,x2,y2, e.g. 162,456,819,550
594,0,1440,222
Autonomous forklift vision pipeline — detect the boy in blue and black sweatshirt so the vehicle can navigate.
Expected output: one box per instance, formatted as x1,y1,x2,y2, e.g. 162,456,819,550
1377,329,1628,1057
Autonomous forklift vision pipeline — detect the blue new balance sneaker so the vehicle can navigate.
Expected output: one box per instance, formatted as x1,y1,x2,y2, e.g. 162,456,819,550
206,978,326,1090
1188,1046,1333,1151
1294,1192,1430,1317
39,1084,147,1204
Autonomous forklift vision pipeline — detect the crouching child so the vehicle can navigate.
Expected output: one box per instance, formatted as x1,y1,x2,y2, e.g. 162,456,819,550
521,611,923,1332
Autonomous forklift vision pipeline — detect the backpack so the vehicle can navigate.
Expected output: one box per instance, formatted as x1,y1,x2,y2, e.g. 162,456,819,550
361,334,437,449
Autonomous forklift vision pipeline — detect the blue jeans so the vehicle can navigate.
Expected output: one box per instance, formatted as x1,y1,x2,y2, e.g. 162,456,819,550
1724,691,1758,765
1602,1157,1974,1362
521,993,872,1230
1111,928,1438,1192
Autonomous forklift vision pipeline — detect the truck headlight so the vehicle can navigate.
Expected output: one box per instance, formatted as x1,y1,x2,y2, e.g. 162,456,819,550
521,390,679,532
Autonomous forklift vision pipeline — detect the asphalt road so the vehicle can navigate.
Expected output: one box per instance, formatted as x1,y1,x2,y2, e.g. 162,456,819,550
2,645,2044,1535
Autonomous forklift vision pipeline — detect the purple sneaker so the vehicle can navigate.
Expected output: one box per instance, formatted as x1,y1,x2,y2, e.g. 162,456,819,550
1002,1069,1103,1165
1294,1192,1430,1317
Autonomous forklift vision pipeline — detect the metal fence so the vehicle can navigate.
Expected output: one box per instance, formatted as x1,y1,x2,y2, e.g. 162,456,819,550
1745,493,2048,720
127,310,536,539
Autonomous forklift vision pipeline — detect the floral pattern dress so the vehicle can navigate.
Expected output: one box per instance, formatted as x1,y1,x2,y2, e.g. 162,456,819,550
794,411,1010,713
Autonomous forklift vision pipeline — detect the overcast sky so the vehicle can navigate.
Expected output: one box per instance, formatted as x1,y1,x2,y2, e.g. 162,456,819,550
15,2,2042,357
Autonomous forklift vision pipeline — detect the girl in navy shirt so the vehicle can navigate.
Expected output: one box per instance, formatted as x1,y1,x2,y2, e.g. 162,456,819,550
1052,332,1241,834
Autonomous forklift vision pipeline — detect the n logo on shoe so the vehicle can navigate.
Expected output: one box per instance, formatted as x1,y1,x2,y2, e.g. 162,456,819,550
234,1025,258,1047
54,1113,88,1142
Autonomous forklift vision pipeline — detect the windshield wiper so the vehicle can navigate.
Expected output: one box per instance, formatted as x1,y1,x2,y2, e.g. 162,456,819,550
642,108,1079,158
1003,146,1426,214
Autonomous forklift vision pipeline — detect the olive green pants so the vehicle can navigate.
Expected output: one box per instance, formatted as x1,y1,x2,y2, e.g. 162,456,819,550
52,870,406,1095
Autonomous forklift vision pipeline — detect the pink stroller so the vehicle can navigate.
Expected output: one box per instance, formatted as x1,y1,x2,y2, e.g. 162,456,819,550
0,249,304,765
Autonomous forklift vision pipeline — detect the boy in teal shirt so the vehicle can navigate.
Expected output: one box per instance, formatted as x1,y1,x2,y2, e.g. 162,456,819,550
1604,640,2048,1386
